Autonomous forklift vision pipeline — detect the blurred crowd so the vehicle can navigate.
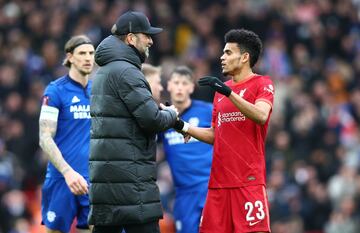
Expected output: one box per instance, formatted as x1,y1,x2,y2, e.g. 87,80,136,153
0,0,359,232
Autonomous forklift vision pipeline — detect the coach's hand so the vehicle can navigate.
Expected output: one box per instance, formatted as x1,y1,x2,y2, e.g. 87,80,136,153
198,76,232,97
159,103,179,117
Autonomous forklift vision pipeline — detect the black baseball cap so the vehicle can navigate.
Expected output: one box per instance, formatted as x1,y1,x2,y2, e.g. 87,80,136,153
113,11,163,35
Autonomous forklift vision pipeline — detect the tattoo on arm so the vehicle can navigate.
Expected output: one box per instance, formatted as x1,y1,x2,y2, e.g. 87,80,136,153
39,119,71,175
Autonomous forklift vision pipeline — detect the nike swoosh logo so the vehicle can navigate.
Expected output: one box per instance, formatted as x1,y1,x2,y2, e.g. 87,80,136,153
249,220,261,226
218,96,225,103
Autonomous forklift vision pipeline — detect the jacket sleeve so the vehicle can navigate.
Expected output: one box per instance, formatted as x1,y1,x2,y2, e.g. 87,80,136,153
110,67,177,133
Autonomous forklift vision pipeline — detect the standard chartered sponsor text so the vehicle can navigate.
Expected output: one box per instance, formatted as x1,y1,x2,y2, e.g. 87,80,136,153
221,111,245,122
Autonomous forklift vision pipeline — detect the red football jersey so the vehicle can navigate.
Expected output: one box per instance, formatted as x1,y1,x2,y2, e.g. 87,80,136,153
209,74,274,188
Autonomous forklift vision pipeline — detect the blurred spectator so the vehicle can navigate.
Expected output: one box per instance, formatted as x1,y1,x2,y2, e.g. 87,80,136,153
0,139,23,195
325,196,360,233
301,180,332,232
327,165,358,207
0,190,31,233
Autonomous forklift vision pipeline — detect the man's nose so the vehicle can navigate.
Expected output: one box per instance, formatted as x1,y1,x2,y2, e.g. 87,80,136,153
148,37,153,46
85,53,93,60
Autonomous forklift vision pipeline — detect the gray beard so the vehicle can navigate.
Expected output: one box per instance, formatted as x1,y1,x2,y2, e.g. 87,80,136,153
144,47,149,58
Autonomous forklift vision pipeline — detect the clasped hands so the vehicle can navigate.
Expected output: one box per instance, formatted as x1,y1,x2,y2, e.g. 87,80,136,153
159,103,191,143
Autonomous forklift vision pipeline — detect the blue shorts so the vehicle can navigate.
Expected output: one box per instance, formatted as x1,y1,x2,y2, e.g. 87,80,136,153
173,183,208,233
41,177,90,232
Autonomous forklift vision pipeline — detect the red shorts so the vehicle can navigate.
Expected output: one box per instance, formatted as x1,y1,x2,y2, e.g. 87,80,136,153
199,185,271,233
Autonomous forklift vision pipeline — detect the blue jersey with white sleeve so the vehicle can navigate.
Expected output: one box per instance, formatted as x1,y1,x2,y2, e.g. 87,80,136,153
160,100,213,190
42,75,91,178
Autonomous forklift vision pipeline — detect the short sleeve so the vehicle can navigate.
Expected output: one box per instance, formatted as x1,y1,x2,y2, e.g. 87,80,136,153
255,76,274,107
42,83,61,108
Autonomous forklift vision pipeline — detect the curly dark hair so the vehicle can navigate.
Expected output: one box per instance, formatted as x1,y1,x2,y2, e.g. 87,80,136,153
224,29,262,68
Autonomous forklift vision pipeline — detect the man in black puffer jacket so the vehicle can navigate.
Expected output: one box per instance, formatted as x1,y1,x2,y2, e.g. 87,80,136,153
88,11,178,233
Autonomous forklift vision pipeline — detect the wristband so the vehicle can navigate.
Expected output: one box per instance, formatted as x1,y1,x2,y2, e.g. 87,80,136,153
182,121,190,133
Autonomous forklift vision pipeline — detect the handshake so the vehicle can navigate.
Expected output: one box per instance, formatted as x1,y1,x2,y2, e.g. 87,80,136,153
159,103,191,143
167,76,231,133
159,102,190,133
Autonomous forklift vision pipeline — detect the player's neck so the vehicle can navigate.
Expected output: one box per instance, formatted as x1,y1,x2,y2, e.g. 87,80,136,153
69,69,89,87
173,98,191,114
232,67,254,83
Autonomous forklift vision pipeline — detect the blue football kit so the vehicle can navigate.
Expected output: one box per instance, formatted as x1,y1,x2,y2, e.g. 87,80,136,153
41,75,91,232
160,100,213,233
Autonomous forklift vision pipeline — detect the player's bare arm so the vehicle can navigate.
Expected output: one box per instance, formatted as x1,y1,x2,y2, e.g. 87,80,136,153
228,92,272,125
174,120,215,145
39,117,71,174
186,126,215,144
39,106,88,195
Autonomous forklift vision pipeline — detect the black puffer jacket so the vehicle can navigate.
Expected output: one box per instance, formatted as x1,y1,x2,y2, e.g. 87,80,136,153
88,35,177,225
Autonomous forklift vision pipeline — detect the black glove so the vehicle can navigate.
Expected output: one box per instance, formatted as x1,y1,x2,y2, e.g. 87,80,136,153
173,118,185,131
198,76,232,97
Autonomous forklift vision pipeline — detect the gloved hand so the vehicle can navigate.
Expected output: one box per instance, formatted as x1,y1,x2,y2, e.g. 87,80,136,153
173,118,189,133
198,76,232,97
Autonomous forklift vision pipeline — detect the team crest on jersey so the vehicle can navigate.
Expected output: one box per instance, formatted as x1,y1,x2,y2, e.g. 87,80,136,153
239,88,247,97
264,84,274,95
188,117,199,127
47,211,56,222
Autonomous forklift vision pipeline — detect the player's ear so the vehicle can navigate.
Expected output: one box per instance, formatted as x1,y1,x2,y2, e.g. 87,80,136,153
189,82,195,94
66,52,74,65
167,80,172,92
126,33,137,46
241,52,250,64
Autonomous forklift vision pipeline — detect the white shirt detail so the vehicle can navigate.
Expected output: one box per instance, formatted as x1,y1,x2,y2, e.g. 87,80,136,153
217,112,222,127
264,85,274,95
39,105,59,121
164,131,198,145
71,95,80,103
175,220,182,231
